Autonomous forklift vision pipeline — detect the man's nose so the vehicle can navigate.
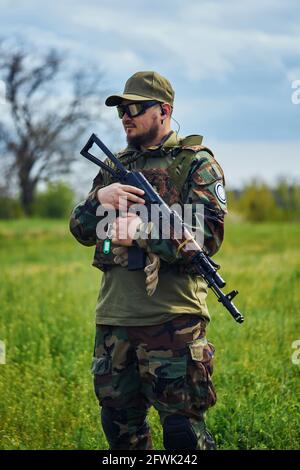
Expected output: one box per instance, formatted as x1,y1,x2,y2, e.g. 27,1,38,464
123,114,134,124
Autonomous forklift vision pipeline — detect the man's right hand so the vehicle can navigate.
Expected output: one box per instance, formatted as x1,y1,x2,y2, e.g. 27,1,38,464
97,183,145,211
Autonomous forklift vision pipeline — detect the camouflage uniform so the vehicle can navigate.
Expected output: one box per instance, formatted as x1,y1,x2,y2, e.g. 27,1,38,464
92,315,216,450
69,71,227,450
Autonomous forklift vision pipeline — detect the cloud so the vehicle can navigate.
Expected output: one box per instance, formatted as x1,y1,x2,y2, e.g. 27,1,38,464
210,140,300,188
3,1,300,84
1,0,300,185
68,0,300,81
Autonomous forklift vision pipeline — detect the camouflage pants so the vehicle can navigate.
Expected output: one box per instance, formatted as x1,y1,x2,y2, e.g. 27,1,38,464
92,315,216,450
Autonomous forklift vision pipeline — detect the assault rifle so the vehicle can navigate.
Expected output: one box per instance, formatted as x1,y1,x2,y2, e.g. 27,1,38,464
80,133,244,324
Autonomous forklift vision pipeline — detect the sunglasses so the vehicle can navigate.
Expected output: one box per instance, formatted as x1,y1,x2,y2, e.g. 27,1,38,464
117,100,159,119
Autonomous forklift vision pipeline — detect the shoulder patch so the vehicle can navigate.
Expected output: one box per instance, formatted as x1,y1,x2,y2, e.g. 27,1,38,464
214,182,226,204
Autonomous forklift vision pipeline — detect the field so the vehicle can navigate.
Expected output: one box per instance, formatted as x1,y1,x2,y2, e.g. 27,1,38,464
0,218,299,450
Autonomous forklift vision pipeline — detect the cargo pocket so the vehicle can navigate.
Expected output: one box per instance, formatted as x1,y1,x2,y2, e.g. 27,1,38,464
91,355,112,376
148,356,187,406
187,337,217,410
91,355,113,404
92,354,140,408
149,356,187,379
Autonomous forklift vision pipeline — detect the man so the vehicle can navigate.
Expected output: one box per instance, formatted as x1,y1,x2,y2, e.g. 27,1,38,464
69,71,227,450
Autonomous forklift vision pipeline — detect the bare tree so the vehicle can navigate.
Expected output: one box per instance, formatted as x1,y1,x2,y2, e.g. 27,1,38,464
0,38,106,214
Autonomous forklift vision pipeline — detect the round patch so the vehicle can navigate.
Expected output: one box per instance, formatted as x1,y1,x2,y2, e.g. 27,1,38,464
214,182,226,204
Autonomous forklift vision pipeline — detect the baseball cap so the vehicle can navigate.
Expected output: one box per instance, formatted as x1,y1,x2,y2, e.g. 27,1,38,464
105,71,175,107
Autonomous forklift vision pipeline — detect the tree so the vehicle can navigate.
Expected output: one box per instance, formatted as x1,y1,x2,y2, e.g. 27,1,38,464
275,178,300,221
0,37,105,214
238,181,279,222
34,182,75,219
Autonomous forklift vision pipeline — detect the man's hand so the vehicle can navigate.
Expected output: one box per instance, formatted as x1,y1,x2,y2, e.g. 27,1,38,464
111,213,142,246
112,246,129,267
97,183,145,211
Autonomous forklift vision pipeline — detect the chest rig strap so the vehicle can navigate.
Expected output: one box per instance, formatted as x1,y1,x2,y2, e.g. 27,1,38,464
113,134,214,195
167,135,215,194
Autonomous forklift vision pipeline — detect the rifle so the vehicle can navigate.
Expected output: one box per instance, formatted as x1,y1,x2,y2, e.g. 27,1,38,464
80,133,244,324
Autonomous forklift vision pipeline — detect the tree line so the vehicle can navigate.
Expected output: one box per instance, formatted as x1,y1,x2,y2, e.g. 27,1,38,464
0,178,299,222
227,179,300,222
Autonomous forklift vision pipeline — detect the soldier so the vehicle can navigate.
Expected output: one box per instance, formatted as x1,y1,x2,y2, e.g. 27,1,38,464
69,71,227,450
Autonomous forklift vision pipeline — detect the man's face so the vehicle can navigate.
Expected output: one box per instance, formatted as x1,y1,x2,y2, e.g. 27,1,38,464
120,99,161,148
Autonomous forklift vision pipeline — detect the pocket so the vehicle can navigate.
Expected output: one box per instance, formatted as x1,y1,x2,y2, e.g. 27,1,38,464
188,337,215,374
187,337,216,409
148,355,187,405
91,355,112,376
148,355,187,379
92,354,140,407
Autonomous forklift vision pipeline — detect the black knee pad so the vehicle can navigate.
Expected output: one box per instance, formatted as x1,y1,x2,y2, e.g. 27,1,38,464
101,406,119,448
163,414,198,450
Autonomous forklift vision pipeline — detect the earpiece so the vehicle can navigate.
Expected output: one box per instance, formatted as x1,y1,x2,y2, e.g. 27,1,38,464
160,106,166,116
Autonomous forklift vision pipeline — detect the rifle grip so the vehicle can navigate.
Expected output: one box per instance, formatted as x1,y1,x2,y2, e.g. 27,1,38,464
128,245,146,271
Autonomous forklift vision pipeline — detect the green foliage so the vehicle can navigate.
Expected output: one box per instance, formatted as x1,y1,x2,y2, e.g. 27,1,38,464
226,190,240,215
275,178,300,222
33,182,75,219
238,182,279,222
227,179,300,223
0,195,24,219
0,219,299,449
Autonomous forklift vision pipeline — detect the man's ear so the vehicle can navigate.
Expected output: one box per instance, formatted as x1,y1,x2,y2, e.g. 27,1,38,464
160,103,172,119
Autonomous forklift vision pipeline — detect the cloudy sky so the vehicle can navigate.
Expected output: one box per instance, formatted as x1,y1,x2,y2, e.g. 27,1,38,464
1,0,300,188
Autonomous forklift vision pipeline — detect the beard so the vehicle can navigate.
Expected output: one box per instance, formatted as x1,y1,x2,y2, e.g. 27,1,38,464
126,118,160,148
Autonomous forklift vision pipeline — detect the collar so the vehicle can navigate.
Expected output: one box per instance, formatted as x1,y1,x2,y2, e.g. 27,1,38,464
142,130,178,151
118,131,204,158
120,131,180,154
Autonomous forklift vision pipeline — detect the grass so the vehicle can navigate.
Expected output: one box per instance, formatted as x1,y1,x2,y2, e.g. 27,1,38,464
0,218,299,450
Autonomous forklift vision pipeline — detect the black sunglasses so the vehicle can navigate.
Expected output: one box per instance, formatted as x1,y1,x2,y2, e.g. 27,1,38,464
117,100,159,119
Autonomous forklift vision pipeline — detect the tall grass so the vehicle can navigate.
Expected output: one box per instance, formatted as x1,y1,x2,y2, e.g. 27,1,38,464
0,219,299,449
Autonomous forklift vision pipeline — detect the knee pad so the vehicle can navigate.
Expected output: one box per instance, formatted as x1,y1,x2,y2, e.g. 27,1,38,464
101,406,151,450
101,407,119,448
163,414,198,450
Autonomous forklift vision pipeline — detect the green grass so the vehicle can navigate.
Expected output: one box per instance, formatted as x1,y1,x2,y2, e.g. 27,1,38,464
0,219,299,450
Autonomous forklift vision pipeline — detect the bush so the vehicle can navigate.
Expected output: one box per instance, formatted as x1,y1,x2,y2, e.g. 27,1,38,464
0,196,24,219
34,182,75,219
274,179,300,222
237,182,279,222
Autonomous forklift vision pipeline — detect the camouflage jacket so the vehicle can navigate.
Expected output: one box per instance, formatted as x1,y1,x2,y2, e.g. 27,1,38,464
69,131,227,272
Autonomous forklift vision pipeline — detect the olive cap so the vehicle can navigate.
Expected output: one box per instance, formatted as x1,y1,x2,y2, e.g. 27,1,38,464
105,71,175,106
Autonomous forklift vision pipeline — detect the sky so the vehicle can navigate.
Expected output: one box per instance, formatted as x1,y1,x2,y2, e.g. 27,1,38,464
1,0,300,189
